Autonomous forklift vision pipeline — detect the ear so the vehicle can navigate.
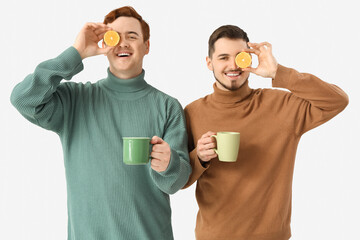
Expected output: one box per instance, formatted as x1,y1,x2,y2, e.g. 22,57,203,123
145,40,150,55
206,56,213,71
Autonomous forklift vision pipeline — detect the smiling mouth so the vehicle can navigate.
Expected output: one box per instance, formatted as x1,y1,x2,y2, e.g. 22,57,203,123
117,53,132,58
225,71,242,77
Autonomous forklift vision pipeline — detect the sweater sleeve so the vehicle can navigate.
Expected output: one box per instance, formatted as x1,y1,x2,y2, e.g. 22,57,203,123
272,65,349,135
182,106,210,189
10,47,84,133
149,99,192,195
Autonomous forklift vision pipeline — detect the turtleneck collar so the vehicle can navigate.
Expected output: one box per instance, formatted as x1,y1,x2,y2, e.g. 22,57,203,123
101,68,148,93
210,80,253,104
99,69,152,100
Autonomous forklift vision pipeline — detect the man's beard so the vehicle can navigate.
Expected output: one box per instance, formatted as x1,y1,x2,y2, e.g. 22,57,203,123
213,72,248,91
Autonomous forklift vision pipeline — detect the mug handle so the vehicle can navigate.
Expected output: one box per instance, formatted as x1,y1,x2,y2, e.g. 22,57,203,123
210,135,218,154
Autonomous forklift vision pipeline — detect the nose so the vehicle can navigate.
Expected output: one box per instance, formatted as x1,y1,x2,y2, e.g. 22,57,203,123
229,57,239,70
118,36,130,48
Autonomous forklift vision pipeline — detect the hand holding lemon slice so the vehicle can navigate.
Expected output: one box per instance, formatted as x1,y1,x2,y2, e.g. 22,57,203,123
104,30,120,47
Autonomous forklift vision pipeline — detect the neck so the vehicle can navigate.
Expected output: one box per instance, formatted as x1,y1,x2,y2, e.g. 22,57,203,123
215,81,241,91
109,67,143,80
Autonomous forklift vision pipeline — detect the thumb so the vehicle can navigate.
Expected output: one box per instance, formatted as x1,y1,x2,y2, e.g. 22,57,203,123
242,67,256,74
151,136,164,145
241,67,256,73
99,46,113,56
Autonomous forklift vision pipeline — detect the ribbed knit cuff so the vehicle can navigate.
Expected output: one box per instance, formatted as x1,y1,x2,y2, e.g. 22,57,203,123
150,148,190,194
190,148,211,170
56,46,84,80
272,64,293,89
157,149,180,176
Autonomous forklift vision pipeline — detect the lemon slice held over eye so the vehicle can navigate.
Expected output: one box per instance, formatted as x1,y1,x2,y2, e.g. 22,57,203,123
235,52,252,69
104,30,120,47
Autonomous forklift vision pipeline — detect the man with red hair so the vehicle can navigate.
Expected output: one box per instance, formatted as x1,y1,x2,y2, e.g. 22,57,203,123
11,6,190,240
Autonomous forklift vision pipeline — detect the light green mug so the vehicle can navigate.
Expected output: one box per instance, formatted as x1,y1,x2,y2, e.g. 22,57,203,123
123,137,151,165
211,132,240,162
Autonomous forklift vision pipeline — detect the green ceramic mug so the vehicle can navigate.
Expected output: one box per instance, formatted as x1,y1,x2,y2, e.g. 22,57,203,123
211,132,240,162
123,137,151,165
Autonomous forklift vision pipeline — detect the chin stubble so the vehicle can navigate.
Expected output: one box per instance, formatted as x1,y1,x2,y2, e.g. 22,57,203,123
213,72,248,91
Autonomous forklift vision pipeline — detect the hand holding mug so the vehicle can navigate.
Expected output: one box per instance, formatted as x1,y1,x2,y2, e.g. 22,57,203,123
197,131,217,162
150,136,171,172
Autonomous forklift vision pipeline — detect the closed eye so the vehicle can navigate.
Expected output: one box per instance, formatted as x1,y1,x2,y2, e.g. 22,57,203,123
217,54,229,60
127,31,139,40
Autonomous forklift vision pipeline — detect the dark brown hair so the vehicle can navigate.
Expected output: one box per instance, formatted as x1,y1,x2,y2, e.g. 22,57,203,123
103,6,150,42
208,25,249,57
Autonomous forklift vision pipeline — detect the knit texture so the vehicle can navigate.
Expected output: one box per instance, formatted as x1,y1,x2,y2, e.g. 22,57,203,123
11,47,191,240
183,65,348,240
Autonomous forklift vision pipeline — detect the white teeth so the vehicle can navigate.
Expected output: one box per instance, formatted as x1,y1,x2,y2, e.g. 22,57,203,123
226,73,240,76
117,53,131,57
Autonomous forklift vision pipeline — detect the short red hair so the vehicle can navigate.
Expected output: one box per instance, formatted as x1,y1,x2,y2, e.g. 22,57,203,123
103,6,150,42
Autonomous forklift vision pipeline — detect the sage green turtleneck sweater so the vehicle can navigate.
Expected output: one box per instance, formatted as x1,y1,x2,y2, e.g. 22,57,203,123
10,47,191,240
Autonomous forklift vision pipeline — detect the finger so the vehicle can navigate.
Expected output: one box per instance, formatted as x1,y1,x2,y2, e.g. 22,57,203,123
151,158,162,167
204,142,216,149
151,163,161,171
201,131,216,139
258,42,272,52
97,46,114,55
151,164,165,173
199,136,216,145
248,42,260,49
259,41,272,48
97,32,108,42
259,46,267,52
151,157,162,163
199,153,218,162
242,48,260,56
96,22,109,27
207,153,218,159
152,144,169,153
94,28,111,36
83,23,107,39
90,22,109,30
86,24,110,37
199,149,216,157
197,143,213,152
249,42,269,53
151,152,165,160
86,22,100,30
151,136,164,145
242,67,257,74
151,165,161,172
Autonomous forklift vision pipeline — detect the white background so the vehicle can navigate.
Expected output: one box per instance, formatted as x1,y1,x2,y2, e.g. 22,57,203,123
1,0,359,239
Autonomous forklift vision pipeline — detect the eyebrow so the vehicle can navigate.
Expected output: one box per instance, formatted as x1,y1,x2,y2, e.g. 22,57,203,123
217,54,229,58
127,31,140,36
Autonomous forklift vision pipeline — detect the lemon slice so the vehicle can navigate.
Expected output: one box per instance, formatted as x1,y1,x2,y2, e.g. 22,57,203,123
235,52,252,68
104,30,120,47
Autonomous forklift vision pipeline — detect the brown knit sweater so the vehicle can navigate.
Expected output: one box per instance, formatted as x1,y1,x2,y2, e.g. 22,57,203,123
183,65,348,240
